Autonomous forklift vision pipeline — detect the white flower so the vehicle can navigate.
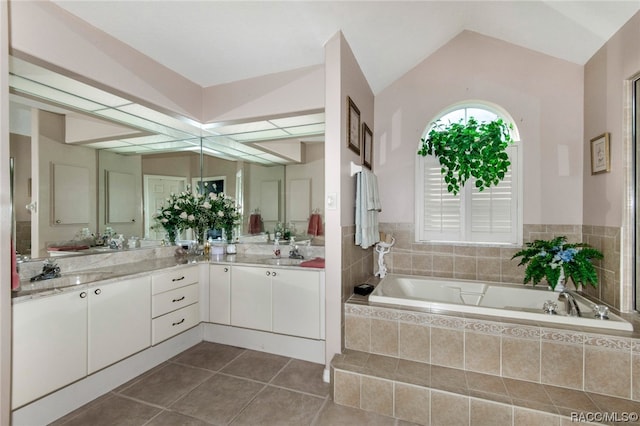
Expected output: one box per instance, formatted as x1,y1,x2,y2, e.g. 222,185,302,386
188,214,195,221
202,201,211,209
164,211,172,217
217,211,224,217
174,204,181,210
160,218,169,223
209,192,217,200
179,212,188,219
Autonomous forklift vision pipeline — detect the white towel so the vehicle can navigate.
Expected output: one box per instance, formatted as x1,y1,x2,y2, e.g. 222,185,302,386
355,169,382,249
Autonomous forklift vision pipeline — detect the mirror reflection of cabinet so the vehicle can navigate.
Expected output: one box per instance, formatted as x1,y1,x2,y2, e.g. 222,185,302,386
106,171,136,223
52,163,90,225
260,180,281,222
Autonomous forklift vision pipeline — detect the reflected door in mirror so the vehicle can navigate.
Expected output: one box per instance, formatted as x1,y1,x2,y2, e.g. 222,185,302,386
143,175,187,239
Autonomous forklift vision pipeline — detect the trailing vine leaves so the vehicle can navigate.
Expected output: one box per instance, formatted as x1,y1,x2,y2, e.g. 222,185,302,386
418,117,514,195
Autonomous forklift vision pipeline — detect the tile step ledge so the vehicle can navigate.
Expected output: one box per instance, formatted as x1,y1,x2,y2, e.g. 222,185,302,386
331,350,640,425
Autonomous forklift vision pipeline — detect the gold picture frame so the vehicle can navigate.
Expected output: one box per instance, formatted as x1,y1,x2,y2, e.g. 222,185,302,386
347,96,361,155
590,133,610,174
362,122,373,170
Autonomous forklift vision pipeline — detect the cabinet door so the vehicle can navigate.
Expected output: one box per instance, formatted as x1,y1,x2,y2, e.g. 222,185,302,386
12,289,88,409
231,266,271,331
88,277,151,374
272,269,321,339
210,264,231,324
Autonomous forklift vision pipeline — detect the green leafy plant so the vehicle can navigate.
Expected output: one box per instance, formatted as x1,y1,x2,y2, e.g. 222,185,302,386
418,117,513,195
511,236,603,290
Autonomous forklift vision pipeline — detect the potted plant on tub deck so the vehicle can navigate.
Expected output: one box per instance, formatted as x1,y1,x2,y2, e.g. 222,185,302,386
511,236,603,291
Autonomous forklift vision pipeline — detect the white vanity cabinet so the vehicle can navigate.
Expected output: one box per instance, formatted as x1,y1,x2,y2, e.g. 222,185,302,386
151,266,200,345
12,289,88,409
272,269,323,339
88,276,151,374
225,265,324,339
230,265,272,331
209,264,231,324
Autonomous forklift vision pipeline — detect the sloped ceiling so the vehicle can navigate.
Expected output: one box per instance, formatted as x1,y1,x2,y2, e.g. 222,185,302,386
52,1,640,94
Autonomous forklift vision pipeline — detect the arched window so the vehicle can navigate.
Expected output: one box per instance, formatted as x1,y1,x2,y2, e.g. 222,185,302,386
415,102,522,244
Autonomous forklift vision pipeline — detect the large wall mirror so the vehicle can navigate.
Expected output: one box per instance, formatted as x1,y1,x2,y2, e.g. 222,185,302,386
9,56,325,259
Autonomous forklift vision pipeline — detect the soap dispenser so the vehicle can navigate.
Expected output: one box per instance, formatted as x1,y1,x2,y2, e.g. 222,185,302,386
273,239,281,258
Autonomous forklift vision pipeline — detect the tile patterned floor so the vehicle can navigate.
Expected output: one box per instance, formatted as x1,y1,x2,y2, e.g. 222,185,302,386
51,342,415,426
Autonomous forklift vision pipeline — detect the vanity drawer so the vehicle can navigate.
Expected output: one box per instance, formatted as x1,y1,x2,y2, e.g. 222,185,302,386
152,283,199,318
152,302,199,345
152,266,199,294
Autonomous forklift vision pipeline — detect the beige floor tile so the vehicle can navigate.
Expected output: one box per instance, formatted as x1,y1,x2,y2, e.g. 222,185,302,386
145,410,212,426
230,386,324,425
313,402,397,426
56,394,161,426
271,359,331,397
170,373,264,424
119,363,213,407
173,341,246,371
221,350,291,383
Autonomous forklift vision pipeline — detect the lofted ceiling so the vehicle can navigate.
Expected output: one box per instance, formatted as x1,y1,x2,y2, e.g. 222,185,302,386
51,0,640,94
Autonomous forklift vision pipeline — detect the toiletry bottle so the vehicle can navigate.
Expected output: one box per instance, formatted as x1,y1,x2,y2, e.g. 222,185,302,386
273,239,281,258
203,238,211,257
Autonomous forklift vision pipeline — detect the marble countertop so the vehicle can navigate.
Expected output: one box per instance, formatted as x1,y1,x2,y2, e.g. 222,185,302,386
12,254,324,303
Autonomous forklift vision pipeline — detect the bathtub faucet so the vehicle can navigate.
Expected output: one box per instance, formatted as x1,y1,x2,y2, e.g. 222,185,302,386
558,290,582,317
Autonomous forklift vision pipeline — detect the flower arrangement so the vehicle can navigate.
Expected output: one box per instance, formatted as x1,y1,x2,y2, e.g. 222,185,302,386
511,236,603,291
153,184,241,244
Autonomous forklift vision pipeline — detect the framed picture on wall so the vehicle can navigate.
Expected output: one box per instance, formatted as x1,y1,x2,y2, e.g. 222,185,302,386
590,133,611,174
347,96,361,155
362,122,373,170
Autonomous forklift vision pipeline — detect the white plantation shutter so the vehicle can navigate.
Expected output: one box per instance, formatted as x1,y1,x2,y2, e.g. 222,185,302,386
420,156,461,240
469,146,518,242
416,106,521,245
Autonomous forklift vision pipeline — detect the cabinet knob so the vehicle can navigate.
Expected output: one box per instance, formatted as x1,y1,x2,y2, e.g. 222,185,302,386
224,267,229,272
94,288,101,295
172,276,185,282
172,318,185,326
172,296,185,303
55,219,61,224
80,291,87,298
272,271,277,277
266,271,271,276
131,219,135,222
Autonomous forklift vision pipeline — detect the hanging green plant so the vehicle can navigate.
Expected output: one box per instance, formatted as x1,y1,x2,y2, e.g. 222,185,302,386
418,117,514,195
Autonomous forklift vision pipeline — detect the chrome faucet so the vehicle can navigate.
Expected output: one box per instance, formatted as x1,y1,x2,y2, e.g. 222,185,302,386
558,290,582,317
288,245,304,259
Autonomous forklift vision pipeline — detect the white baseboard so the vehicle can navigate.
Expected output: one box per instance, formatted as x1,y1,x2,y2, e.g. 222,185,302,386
202,323,325,364
11,326,203,426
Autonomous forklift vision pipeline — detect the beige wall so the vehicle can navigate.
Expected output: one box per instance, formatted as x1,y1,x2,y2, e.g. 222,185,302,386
10,134,31,223
583,11,640,227
374,30,584,226
202,65,325,124
285,143,325,233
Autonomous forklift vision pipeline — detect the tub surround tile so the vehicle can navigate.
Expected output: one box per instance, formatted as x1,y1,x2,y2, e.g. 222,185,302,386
361,376,394,417
540,341,584,390
469,398,513,426
333,370,360,408
370,318,399,356
430,327,464,368
314,402,397,426
345,315,371,352
502,337,541,382
399,322,431,362
513,407,562,426
394,383,430,425
584,346,631,399
464,331,501,375
430,391,469,426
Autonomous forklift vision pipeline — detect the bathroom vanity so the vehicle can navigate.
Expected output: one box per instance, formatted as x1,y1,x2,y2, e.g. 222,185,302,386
10,244,326,418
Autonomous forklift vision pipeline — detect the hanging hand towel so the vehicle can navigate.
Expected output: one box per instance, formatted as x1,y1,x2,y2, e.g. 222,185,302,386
355,169,382,249
249,213,262,234
307,213,324,236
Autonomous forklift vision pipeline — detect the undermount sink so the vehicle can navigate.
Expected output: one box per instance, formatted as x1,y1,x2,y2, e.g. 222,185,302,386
263,258,304,266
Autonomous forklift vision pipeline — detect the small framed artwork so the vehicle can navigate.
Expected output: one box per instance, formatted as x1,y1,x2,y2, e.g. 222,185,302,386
362,123,373,170
590,133,611,174
347,96,361,155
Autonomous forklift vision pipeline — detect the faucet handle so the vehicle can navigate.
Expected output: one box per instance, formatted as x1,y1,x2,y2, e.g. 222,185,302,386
592,304,610,320
543,300,558,315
